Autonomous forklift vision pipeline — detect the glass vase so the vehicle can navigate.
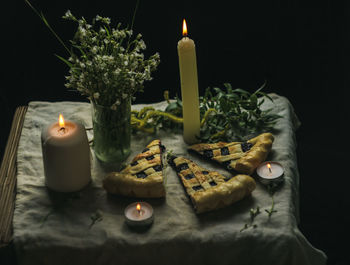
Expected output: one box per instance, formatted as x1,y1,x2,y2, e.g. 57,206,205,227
91,99,131,167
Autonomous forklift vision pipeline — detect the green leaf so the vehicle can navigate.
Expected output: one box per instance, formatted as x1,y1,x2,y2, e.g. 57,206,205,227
104,25,110,36
55,54,72,68
72,44,87,58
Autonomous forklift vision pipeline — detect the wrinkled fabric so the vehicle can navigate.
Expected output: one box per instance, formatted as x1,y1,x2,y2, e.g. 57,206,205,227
14,95,326,265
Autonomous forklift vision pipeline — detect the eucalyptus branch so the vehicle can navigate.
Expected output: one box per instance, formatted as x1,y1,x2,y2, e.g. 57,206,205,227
199,82,281,142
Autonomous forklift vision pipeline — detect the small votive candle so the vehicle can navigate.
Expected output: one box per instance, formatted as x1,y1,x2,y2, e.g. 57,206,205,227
41,114,91,192
256,161,284,185
124,202,154,227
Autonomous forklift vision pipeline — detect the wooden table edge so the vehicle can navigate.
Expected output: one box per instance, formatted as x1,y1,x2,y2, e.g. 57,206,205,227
0,106,28,247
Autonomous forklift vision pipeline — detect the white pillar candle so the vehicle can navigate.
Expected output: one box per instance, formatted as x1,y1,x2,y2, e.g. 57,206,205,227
41,114,91,192
177,19,201,144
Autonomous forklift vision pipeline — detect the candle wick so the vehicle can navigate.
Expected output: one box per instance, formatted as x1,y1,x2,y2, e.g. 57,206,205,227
59,127,66,134
268,167,272,173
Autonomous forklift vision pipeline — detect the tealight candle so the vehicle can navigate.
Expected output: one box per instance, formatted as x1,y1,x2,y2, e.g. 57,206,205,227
124,202,154,227
177,19,200,144
256,161,284,185
41,114,91,192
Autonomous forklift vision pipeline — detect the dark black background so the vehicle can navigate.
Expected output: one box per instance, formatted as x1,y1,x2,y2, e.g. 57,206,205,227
1,0,349,264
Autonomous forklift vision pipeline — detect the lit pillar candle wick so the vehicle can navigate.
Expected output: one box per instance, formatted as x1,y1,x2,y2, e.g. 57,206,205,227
58,114,66,133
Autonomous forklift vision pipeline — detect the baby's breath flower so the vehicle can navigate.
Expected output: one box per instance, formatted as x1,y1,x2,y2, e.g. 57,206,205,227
59,11,160,107
92,46,98,53
139,40,146,50
78,26,86,37
62,10,74,20
93,92,100,99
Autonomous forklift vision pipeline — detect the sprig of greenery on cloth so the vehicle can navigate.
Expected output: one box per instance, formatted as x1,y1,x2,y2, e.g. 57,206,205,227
240,206,261,232
199,82,280,142
131,83,281,142
265,183,279,218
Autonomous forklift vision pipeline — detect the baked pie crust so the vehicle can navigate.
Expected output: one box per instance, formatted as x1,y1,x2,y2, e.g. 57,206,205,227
189,133,274,175
169,155,256,213
103,140,166,198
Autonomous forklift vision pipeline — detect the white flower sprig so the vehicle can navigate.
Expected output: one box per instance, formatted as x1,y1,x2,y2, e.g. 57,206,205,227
25,0,160,110
59,11,160,109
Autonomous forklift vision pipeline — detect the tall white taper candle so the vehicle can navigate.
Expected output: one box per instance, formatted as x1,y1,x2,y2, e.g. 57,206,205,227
177,19,200,144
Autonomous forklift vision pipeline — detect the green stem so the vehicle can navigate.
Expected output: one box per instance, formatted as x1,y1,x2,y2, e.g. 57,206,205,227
266,196,275,217
130,0,140,31
25,0,72,56
265,185,278,218
149,111,183,123
200,108,217,127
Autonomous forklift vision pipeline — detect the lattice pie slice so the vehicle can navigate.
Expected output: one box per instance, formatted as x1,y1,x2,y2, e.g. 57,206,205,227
189,133,274,175
168,155,256,213
103,140,166,198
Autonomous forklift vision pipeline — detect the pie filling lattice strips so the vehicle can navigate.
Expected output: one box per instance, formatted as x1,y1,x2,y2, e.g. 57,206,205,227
168,155,256,214
189,133,274,175
103,140,166,198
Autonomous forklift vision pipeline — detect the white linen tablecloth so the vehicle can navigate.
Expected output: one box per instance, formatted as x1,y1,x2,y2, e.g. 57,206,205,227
13,94,327,265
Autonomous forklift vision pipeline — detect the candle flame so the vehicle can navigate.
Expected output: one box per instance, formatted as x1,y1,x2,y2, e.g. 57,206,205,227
58,114,65,128
136,203,141,212
267,163,272,173
182,19,188,37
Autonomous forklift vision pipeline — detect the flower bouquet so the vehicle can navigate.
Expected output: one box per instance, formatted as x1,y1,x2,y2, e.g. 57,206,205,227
26,1,160,166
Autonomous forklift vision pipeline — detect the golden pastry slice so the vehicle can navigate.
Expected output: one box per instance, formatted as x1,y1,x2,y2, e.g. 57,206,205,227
189,133,274,175
168,155,256,213
103,140,166,198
